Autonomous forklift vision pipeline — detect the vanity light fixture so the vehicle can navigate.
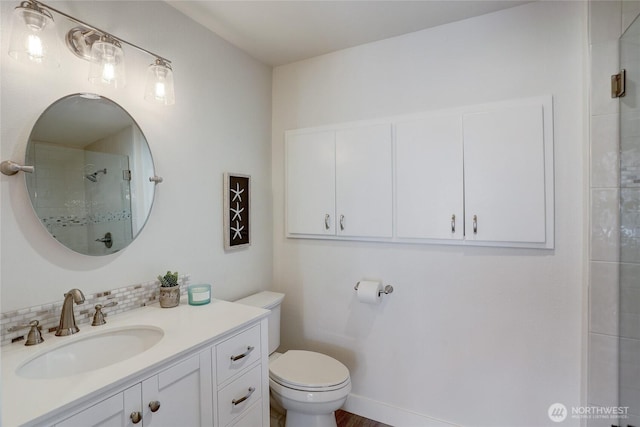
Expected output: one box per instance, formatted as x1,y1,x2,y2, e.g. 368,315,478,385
7,0,175,105
145,59,175,106
7,1,59,67
88,35,126,89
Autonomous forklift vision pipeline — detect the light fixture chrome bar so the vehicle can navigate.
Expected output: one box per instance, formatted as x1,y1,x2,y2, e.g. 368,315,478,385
30,0,171,64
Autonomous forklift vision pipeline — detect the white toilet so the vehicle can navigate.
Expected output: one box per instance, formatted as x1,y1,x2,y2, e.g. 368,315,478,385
235,291,351,427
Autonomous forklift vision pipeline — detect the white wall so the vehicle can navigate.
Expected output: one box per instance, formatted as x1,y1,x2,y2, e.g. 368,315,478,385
0,1,273,312
272,2,587,426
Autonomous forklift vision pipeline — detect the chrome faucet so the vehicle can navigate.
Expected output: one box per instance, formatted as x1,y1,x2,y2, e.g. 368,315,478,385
55,289,85,336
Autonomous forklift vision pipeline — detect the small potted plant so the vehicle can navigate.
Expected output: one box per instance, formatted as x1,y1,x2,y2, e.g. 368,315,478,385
158,271,181,308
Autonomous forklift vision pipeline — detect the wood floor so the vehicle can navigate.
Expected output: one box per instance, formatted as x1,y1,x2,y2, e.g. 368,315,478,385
336,410,392,427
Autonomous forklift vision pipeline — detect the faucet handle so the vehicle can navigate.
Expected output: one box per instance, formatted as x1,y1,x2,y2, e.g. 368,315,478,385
9,320,44,346
92,301,118,326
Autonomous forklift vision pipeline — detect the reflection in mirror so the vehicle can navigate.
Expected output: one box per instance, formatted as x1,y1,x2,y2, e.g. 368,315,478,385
25,94,156,256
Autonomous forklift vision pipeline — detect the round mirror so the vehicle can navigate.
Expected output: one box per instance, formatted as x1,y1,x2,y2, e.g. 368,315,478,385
24,94,157,256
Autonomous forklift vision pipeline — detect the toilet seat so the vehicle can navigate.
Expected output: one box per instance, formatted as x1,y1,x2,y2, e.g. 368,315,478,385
269,350,350,392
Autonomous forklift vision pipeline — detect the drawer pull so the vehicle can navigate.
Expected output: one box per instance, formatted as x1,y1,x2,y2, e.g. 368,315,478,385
230,346,254,362
232,387,255,406
130,411,142,424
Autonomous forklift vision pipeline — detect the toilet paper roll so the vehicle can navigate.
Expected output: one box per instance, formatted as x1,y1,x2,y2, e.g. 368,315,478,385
357,280,382,304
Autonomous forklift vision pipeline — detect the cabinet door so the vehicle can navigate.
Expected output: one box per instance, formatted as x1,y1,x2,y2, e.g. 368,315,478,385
286,130,336,235
396,114,464,240
463,103,547,244
335,123,393,238
142,351,213,427
56,384,141,427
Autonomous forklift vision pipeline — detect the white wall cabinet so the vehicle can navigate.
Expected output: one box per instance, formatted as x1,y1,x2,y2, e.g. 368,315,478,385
395,113,464,240
286,96,553,248
286,123,393,239
53,321,267,427
463,103,548,244
286,130,336,236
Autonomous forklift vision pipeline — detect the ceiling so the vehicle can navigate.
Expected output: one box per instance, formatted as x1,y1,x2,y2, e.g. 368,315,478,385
166,1,531,67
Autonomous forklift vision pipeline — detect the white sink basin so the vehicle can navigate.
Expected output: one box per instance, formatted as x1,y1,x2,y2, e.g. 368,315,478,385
16,326,164,379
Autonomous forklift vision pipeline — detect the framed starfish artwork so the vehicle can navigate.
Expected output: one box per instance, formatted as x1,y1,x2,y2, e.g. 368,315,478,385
223,173,251,250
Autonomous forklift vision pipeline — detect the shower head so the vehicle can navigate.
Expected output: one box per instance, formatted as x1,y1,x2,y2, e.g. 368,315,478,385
84,168,107,182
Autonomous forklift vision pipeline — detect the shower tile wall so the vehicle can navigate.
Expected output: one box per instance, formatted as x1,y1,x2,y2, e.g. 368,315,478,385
32,143,89,253
589,2,640,426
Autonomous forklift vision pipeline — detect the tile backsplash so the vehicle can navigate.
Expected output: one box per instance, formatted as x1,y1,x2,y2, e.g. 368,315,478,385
0,275,190,346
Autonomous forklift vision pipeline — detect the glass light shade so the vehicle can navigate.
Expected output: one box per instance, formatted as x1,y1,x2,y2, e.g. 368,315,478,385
8,5,60,67
89,37,126,88
144,61,175,106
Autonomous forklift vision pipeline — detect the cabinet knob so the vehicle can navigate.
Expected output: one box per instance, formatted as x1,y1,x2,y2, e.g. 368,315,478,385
148,400,161,412
473,215,478,234
130,411,142,424
340,214,345,231
324,214,330,230
451,214,456,234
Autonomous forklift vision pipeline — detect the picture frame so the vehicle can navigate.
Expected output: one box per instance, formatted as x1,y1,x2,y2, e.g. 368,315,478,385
223,173,251,250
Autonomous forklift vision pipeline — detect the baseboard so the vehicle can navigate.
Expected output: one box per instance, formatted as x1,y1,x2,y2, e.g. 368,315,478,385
343,393,459,427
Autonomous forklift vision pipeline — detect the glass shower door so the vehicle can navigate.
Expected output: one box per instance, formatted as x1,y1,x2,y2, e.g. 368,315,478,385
619,13,640,427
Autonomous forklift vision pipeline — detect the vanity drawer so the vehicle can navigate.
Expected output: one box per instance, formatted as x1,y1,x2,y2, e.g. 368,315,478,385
218,364,262,426
230,401,262,427
216,324,261,384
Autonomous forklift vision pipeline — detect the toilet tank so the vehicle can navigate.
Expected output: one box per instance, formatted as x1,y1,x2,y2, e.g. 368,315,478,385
235,291,284,354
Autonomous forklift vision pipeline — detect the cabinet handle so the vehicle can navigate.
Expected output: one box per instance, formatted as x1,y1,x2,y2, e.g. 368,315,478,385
230,346,254,362
130,411,142,424
324,214,330,230
340,214,345,231
232,387,256,406
148,400,161,413
451,214,456,233
473,215,478,234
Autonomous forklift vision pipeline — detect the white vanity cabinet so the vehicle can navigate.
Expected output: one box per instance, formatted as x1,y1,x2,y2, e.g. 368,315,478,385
55,351,212,427
44,320,268,427
55,384,141,427
140,352,213,426
214,324,265,427
286,123,393,239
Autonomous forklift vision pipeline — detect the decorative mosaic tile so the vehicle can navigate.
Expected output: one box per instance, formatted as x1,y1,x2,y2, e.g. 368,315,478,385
39,210,132,230
1,274,190,346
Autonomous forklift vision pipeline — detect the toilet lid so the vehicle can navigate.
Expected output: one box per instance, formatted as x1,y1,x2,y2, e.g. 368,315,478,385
269,350,350,389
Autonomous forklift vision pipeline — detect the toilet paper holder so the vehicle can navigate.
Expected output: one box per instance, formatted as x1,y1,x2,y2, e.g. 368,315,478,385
354,281,394,296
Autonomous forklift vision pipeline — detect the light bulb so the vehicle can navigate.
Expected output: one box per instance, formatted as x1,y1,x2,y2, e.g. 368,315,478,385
154,81,166,99
102,62,115,82
27,34,43,60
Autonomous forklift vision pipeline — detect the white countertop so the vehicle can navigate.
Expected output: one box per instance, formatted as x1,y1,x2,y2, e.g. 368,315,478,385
1,299,269,426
